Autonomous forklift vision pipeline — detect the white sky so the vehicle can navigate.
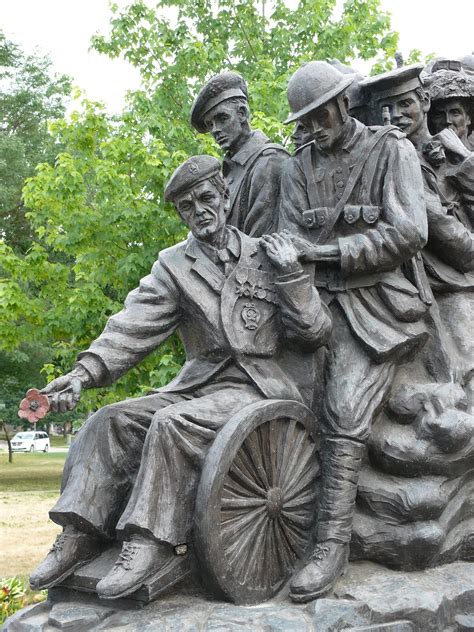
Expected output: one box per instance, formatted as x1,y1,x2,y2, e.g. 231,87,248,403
2,0,472,114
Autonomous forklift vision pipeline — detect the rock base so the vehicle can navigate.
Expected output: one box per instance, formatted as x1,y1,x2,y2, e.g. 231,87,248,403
3,561,473,631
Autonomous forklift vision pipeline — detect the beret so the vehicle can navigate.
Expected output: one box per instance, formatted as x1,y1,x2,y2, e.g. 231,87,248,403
360,63,424,100
164,155,221,202
190,72,248,133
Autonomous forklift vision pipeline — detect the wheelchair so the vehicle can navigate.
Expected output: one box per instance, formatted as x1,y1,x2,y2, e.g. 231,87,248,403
194,397,320,605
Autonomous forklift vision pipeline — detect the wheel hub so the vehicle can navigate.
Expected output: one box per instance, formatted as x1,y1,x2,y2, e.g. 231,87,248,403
266,487,283,518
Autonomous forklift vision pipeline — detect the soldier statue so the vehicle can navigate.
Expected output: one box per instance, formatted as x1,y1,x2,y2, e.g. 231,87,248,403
28,155,331,600
190,71,289,236
278,61,429,602
361,64,474,393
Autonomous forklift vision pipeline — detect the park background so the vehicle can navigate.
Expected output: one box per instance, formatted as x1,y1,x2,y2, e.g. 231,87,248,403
0,0,470,621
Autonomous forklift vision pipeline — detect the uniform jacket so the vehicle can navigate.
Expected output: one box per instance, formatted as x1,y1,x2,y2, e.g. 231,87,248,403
76,228,331,403
419,153,474,293
223,130,289,237
279,118,429,362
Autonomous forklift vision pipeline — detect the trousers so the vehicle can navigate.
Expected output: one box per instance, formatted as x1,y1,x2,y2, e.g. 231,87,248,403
50,379,262,545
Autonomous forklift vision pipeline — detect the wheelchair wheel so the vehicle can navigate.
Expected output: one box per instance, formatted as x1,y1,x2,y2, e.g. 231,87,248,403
194,399,320,605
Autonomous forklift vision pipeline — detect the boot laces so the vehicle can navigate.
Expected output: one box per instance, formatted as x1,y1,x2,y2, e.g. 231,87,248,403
114,541,139,571
50,532,67,554
311,544,330,562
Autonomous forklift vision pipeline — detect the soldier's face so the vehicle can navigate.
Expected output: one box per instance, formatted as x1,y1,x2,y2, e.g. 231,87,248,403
381,90,426,137
175,181,226,241
300,100,345,150
203,102,247,152
430,99,471,139
291,122,313,149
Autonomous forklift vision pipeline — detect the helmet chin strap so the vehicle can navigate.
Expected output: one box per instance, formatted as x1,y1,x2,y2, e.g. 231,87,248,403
336,93,349,123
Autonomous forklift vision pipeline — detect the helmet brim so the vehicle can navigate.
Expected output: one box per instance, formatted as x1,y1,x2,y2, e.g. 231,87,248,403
284,74,356,125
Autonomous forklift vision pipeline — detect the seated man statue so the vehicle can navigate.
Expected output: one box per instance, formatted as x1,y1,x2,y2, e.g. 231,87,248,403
29,155,331,600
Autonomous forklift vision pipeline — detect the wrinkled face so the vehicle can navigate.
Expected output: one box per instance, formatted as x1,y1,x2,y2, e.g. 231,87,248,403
203,101,247,152
380,90,426,136
175,180,226,242
300,99,344,150
430,99,471,139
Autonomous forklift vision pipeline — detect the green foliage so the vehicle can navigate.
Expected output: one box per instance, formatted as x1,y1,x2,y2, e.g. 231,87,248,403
2,0,401,420
0,30,71,254
1,577,26,623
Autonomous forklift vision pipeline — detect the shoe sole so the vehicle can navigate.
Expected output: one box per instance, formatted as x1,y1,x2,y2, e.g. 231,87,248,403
30,552,102,591
289,567,346,603
97,558,190,600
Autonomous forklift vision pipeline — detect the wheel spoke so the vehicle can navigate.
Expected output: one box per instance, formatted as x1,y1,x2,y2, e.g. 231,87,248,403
279,426,310,490
228,455,266,497
221,496,266,510
282,491,317,511
225,512,268,583
278,516,307,557
221,504,266,540
242,429,271,491
281,441,317,495
275,419,297,485
283,466,318,503
280,509,313,530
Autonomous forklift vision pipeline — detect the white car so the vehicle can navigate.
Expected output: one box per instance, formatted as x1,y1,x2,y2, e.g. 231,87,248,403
11,431,50,452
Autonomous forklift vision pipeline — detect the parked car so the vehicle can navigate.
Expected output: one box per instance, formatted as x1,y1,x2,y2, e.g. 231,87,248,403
11,431,50,452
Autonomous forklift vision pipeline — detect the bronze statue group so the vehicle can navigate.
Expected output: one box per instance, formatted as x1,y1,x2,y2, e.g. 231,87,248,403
29,56,473,604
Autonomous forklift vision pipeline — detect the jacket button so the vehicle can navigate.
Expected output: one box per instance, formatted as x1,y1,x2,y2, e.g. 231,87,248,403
368,215,375,221
336,180,344,188
335,167,343,174
347,214,353,221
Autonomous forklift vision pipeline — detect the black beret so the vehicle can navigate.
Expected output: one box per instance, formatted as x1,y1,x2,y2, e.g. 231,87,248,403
164,155,221,203
190,72,248,133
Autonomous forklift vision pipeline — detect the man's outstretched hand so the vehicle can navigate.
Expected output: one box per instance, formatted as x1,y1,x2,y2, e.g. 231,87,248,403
41,372,83,413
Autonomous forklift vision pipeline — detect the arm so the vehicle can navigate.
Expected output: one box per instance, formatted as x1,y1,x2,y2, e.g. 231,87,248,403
243,149,289,237
260,233,332,349
42,256,182,411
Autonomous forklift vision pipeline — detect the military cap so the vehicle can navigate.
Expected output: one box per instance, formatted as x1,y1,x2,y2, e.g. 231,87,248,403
164,155,221,203
360,63,425,100
190,72,248,133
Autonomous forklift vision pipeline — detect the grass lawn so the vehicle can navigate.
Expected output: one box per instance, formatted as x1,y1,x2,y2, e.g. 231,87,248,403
0,452,66,493
1,452,66,580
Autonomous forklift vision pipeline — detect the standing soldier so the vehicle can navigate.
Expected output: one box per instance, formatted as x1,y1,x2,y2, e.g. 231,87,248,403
191,72,289,236
278,61,429,601
361,64,474,398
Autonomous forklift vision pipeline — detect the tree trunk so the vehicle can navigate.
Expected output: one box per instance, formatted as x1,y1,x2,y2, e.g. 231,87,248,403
1,420,13,463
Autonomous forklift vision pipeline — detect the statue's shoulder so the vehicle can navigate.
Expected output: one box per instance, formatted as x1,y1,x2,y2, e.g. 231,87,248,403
367,124,407,141
151,238,188,274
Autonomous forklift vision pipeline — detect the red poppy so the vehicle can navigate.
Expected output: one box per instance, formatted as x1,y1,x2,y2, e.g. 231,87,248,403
18,389,50,423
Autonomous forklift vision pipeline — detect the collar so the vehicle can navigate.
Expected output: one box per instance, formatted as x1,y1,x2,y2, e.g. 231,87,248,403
185,226,241,260
226,130,269,166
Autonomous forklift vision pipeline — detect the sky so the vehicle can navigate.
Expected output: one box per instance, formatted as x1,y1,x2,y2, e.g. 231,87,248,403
2,0,473,114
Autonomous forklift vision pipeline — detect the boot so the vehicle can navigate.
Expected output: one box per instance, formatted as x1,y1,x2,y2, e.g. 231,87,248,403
30,525,102,590
290,436,365,603
96,535,189,600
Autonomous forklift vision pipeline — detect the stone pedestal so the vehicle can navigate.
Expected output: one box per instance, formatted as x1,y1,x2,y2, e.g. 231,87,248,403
4,561,473,631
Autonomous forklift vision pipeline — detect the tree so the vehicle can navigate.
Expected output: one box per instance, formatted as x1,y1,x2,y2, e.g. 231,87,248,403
0,31,71,253
1,0,400,419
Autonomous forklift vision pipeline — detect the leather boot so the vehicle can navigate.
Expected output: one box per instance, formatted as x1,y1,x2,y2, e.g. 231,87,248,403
96,535,190,600
30,526,103,590
290,436,365,602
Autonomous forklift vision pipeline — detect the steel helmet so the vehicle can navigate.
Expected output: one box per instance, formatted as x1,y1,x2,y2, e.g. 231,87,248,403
285,61,355,124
